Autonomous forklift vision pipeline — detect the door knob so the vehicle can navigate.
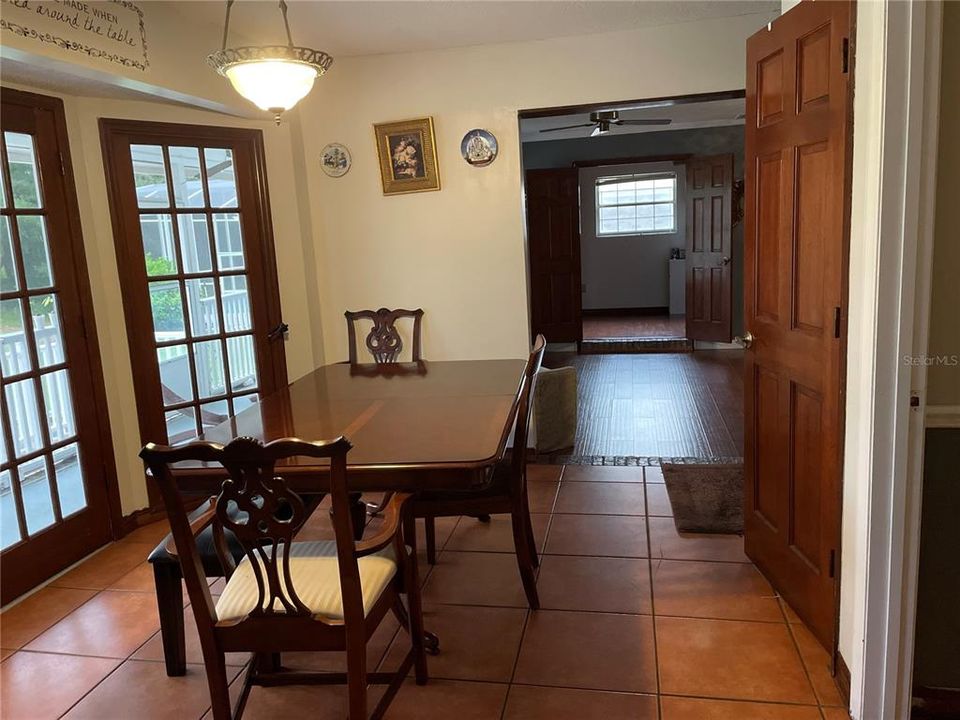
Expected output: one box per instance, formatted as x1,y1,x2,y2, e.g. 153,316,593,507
734,331,754,349
720,256,731,266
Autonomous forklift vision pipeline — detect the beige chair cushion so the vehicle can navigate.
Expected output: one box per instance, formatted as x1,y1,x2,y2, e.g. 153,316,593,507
215,540,397,622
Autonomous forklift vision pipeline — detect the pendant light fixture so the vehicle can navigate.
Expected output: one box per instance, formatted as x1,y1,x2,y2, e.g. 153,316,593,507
208,0,333,124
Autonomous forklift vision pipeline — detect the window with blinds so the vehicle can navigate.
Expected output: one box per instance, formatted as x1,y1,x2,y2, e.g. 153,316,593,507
595,172,677,236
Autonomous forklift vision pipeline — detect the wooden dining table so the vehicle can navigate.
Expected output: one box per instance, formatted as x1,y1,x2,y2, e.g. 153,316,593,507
170,358,527,502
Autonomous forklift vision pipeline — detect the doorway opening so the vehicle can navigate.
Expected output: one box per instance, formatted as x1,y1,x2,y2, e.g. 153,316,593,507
520,90,745,354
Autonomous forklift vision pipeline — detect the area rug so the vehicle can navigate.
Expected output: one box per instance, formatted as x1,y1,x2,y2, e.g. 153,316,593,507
661,462,744,534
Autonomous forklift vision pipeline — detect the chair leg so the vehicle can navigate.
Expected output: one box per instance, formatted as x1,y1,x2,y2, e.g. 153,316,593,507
404,550,430,683
345,628,368,720
152,562,186,677
522,493,540,568
204,652,233,720
424,516,437,566
511,506,540,610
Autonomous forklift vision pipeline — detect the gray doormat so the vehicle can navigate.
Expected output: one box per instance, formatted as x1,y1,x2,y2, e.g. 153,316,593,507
661,462,744,534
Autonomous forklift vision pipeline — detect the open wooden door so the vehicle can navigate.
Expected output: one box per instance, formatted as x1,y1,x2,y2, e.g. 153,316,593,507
685,154,734,342
744,1,851,649
525,168,581,344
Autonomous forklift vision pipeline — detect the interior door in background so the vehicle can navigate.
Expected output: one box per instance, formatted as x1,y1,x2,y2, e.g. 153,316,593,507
525,168,582,344
685,154,733,342
1,89,116,604
100,120,287,508
744,0,851,650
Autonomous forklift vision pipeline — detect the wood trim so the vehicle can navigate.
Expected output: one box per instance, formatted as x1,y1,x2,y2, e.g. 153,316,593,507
518,89,746,120
571,154,693,169
582,307,670,317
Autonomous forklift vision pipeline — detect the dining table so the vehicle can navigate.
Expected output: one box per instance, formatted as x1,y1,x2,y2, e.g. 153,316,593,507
169,358,528,527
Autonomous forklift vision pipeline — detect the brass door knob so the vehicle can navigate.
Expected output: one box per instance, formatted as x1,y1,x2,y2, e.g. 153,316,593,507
734,331,754,349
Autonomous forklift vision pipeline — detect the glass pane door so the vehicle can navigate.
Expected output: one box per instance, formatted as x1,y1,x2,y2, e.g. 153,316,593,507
0,89,114,603
131,143,262,443
0,132,86,549
100,121,286,465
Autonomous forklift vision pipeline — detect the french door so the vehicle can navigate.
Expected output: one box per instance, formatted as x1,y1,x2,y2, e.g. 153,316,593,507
1,89,116,603
100,121,286,505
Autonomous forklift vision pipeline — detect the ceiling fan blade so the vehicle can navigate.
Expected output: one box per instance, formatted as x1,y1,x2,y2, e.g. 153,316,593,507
618,119,672,125
539,123,595,133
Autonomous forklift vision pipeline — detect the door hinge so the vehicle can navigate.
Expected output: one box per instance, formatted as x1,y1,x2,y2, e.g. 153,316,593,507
833,307,841,338
58,152,66,176
841,37,850,74
829,549,836,578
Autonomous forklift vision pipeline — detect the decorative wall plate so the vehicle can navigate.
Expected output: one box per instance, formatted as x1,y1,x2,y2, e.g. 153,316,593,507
460,129,498,167
320,143,352,177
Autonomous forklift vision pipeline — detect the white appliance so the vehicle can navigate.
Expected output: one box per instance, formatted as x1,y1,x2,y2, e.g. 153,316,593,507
669,258,686,315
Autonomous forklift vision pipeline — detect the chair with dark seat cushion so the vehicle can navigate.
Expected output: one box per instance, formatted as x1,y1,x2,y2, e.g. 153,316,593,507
411,335,546,609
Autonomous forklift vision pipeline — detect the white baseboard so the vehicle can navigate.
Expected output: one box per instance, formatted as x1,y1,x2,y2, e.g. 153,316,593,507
925,404,960,428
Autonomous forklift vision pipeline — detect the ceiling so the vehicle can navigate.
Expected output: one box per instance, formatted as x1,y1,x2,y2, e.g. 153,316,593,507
520,96,746,142
178,0,780,58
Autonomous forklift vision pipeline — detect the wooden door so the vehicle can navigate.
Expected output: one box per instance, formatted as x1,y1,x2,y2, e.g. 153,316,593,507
744,0,851,649
0,89,117,603
525,169,581,344
685,154,734,342
100,120,287,507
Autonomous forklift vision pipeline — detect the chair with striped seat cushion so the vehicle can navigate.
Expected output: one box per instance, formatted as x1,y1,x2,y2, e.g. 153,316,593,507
141,436,428,720
215,541,397,622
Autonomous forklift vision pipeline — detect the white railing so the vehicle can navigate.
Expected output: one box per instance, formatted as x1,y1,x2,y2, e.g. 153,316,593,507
0,319,72,459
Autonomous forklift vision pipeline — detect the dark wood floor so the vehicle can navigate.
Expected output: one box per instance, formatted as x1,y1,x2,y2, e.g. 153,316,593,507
543,350,744,460
582,313,686,340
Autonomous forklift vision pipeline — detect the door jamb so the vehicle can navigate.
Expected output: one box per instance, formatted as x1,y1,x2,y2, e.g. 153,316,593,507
845,1,942,717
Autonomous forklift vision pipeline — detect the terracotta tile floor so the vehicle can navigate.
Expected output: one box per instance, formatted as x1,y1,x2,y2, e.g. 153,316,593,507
0,465,851,719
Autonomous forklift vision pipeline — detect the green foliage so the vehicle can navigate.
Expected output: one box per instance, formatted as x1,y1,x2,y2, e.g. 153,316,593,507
145,255,183,332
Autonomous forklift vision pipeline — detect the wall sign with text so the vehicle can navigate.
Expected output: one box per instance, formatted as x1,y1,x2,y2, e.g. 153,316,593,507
1,0,149,71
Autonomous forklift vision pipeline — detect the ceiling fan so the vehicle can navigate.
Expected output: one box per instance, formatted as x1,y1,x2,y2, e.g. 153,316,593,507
540,110,671,137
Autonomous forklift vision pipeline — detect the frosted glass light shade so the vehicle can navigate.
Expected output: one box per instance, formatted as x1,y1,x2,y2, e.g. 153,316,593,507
225,60,318,113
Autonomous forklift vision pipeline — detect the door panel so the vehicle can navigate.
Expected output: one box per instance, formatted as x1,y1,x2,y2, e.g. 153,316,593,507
1,89,115,603
744,0,851,649
525,169,581,344
685,154,733,342
100,121,287,507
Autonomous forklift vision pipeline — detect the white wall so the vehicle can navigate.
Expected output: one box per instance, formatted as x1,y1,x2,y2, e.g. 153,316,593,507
578,161,686,310
295,12,774,363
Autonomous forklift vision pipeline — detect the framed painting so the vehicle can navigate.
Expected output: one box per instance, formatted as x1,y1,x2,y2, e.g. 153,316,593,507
373,117,441,195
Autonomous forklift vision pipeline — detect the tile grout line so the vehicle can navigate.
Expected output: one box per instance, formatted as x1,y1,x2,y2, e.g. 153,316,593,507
642,466,664,720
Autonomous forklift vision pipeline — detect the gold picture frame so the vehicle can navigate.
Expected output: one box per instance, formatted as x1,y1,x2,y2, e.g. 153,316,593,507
373,117,441,195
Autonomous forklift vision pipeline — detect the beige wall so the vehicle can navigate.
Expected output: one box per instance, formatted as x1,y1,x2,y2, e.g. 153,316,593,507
296,12,773,363
5,84,322,514
927,1,960,407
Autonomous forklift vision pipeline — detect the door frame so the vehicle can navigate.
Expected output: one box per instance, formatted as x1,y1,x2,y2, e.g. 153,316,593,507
844,1,943,717
0,88,121,595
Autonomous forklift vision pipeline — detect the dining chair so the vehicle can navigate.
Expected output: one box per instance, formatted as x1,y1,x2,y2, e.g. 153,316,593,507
140,435,428,720
345,307,424,519
345,307,424,364
411,334,546,609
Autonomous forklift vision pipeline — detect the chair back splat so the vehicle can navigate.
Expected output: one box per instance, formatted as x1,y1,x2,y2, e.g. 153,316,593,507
345,307,424,364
